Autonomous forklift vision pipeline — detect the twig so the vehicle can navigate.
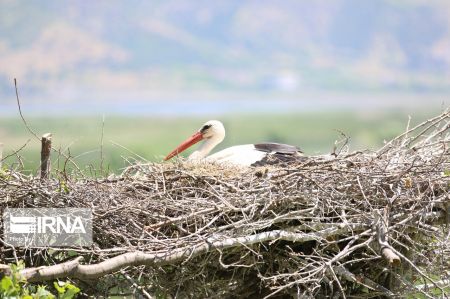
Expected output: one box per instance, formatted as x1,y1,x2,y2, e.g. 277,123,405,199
0,142,3,167
120,270,154,299
334,265,395,297
14,78,40,141
0,139,30,163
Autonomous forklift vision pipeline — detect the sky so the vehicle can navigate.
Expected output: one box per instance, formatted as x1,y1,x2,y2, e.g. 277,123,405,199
0,0,449,115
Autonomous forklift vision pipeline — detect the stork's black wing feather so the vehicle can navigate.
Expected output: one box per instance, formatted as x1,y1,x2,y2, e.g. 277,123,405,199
254,143,302,154
252,143,305,167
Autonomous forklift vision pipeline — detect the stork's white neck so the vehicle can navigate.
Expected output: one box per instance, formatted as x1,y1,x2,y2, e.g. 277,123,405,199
188,135,223,160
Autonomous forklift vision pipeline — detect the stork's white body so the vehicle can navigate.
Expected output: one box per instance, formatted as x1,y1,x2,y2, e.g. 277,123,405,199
204,144,267,166
164,120,302,167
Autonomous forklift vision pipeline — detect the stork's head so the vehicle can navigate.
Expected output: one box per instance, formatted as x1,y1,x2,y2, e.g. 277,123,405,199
164,120,225,161
199,120,225,140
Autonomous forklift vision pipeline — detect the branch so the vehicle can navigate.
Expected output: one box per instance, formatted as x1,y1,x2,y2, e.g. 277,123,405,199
334,265,395,297
0,139,31,163
1,228,347,282
0,142,3,167
375,209,401,266
14,78,40,141
120,269,154,299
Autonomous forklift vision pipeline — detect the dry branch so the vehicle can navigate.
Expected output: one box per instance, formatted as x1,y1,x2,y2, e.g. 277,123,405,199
0,142,3,168
375,208,401,266
0,110,449,298
10,228,355,282
334,265,395,297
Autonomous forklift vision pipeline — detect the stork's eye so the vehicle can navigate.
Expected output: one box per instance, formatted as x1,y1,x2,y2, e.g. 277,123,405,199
200,124,212,133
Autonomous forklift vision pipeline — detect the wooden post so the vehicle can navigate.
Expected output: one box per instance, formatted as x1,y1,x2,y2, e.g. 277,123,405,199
40,133,52,180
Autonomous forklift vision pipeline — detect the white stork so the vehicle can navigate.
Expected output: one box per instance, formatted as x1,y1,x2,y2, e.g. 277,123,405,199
164,120,304,167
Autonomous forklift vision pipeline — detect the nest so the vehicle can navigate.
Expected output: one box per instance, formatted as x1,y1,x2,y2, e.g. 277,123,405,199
1,111,449,298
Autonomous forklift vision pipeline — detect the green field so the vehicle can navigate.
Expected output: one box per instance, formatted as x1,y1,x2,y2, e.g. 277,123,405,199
0,109,441,174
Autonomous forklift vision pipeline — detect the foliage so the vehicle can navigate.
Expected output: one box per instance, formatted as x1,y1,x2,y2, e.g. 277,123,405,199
0,261,80,299
52,282,80,299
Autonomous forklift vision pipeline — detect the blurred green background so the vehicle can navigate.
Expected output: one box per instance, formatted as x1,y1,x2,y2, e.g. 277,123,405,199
0,109,442,174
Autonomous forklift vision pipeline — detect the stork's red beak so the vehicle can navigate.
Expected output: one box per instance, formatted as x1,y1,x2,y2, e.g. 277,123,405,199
164,132,204,161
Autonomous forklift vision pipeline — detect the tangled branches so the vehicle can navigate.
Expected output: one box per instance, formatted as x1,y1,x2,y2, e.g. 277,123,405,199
0,110,449,298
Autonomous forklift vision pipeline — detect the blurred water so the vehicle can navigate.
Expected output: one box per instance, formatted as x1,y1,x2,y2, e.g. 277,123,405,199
0,95,447,117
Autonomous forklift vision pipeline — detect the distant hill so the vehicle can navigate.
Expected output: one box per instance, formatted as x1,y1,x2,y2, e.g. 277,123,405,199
0,0,450,104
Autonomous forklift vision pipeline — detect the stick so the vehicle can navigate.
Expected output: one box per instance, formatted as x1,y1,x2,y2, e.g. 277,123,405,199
376,209,401,266
334,265,395,297
14,78,40,141
0,140,30,165
120,270,154,299
40,133,52,180
0,142,3,167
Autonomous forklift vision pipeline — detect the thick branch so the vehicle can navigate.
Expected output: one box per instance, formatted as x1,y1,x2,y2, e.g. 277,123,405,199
376,209,401,266
1,228,346,282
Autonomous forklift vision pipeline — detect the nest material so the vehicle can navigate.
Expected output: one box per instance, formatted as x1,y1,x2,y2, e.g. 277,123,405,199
1,111,449,298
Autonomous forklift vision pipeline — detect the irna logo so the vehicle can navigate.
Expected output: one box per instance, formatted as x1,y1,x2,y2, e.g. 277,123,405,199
10,215,86,234
3,208,92,247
